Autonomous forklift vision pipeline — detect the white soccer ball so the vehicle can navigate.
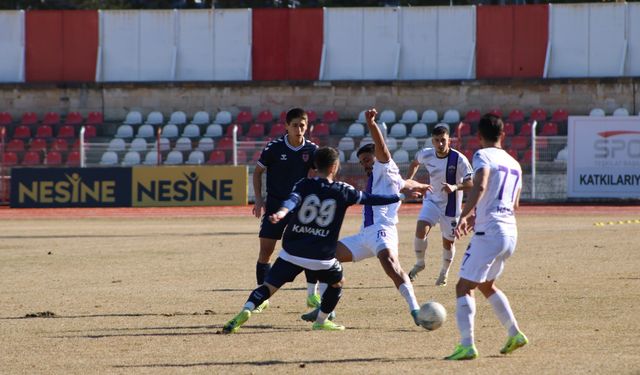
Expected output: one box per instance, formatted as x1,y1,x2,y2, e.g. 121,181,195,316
417,301,447,331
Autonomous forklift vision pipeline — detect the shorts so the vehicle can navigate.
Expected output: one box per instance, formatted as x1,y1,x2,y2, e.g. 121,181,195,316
418,200,458,241
265,257,344,289
259,196,291,240
339,224,399,262
459,232,517,283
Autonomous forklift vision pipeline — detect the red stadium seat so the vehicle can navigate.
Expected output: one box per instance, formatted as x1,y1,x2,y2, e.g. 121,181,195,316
268,123,286,137
235,150,247,164
464,136,480,151
510,136,528,151
207,150,226,165
29,138,47,152
551,109,569,123
225,124,243,137
21,112,38,125
541,122,558,136
279,111,287,124
42,112,60,125
45,151,62,165
13,125,31,139
462,149,474,161
506,149,519,160
236,111,253,125
6,139,25,152
86,111,103,125
51,138,69,152
529,108,547,123
83,125,97,139
507,109,525,123
519,122,532,136
1,151,18,166
22,151,41,165
307,110,318,123
251,149,262,162
66,151,80,166
0,112,13,126
503,122,515,136
457,122,471,137
246,123,265,138
216,136,233,150
489,108,503,118
311,122,330,137
255,110,273,124
58,125,75,139
464,109,481,124
64,112,83,126
35,125,53,138
521,150,533,165
322,110,339,123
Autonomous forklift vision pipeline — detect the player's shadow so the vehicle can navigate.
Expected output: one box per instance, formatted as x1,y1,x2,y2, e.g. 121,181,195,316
51,324,300,339
209,285,398,293
113,356,436,369
0,232,252,240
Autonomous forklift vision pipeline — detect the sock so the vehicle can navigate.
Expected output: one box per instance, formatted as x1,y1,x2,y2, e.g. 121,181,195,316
488,290,520,336
316,310,329,324
256,262,271,286
319,285,342,318
441,245,455,275
307,283,318,296
398,282,420,311
413,237,428,266
244,285,271,311
318,282,328,296
456,295,476,346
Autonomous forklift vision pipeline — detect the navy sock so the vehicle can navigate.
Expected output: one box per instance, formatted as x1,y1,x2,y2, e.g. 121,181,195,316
256,262,271,285
320,285,342,314
304,269,318,284
247,285,271,308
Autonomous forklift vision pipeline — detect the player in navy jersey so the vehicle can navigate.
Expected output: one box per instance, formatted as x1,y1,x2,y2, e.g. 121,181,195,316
222,147,427,333
252,108,320,313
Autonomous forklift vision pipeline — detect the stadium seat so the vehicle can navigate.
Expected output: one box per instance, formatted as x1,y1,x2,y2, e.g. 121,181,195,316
214,111,232,125
51,138,69,152
124,111,143,125
338,137,355,152
115,124,134,139
58,125,75,139
251,149,262,162
400,109,418,124
389,123,407,138
129,138,148,152
42,112,60,126
182,124,201,138
150,138,171,152
443,109,460,124
29,138,47,152
464,136,481,151
348,150,359,163
64,112,83,126
506,149,518,160
235,150,248,164
86,111,103,125
464,109,481,124
278,111,287,124
421,109,439,124
357,136,373,149
385,136,398,152
35,125,53,138
346,123,365,137
204,124,223,138
379,110,396,124
168,111,187,125
356,110,367,124
236,111,253,125
504,122,515,136
1,151,18,166
164,150,184,165
143,151,161,165
13,125,31,139
462,149,474,161
83,125,96,139
216,137,233,151
7,139,25,152
246,123,265,138
107,138,126,152
507,109,525,123
589,108,605,117
0,112,13,126
44,151,62,166
186,150,205,165
541,122,558,136
196,137,214,152
401,137,419,152
207,150,226,165
519,122,532,136
307,110,318,123
510,136,528,151
409,123,428,138
392,149,409,163
136,124,155,139
161,124,179,139
174,137,192,152
338,150,346,163
529,108,547,123
613,107,629,117
145,111,163,126
225,124,243,137
268,123,286,137
456,122,471,137
489,108,503,118
551,109,568,123
21,112,38,125
22,151,41,166
121,151,141,166
99,151,117,166
322,110,339,123
256,110,274,124
311,122,330,137
66,151,80,166
521,150,533,165
192,111,210,126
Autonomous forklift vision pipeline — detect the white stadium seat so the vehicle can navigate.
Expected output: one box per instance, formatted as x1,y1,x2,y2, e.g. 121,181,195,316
400,109,418,124
168,111,187,125
589,108,605,117
164,150,184,165
143,151,161,165
192,111,210,125
124,111,143,125
214,111,232,125
443,109,461,124
174,137,193,152
145,111,164,126
129,138,148,152
136,124,155,138
186,150,205,165
115,124,134,138
121,151,141,166
107,138,126,152
161,124,179,138
182,124,201,138
204,124,223,138
392,149,409,163
99,151,118,165
338,136,355,151
389,123,407,138
379,110,396,124
346,123,365,137
409,123,429,138
421,109,439,124
196,137,215,152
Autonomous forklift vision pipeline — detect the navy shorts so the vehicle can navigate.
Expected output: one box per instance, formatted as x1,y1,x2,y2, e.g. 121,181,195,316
265,257,344,289
258,196,291,240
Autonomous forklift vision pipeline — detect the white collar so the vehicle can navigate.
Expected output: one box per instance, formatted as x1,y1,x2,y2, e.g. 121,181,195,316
284,135,305,151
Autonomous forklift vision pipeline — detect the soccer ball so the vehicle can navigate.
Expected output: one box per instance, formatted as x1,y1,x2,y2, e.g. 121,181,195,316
417,301,447,331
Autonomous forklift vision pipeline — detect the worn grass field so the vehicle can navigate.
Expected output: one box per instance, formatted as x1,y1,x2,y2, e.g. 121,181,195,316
1,206,639,374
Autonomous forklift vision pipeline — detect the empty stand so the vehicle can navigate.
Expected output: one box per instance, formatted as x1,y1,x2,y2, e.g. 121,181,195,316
44,151,62,166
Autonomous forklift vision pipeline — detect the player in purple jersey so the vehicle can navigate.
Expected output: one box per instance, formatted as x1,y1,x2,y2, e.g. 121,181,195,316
222,147,428,333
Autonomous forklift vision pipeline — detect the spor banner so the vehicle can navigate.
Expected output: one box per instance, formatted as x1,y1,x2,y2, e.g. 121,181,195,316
568,116,640,198
132,165,247,207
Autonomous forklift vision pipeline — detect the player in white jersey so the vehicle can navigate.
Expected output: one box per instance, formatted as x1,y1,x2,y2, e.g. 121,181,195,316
445,114,528,360
300,108,432,326
406,123,473,286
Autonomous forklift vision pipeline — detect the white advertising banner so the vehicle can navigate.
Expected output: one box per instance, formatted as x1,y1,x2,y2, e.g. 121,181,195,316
568,116,640,198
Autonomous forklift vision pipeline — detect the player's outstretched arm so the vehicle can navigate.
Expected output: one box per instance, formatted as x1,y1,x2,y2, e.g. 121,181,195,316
402,179,433,198
358,191,404,206
252,165,266,218
365,108,391,163
455,167,489,238
441,177,473,194
406,159,420,180
269,193,302,224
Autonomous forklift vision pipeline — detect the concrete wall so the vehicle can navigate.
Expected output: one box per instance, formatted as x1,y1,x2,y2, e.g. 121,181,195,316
0,78,637,121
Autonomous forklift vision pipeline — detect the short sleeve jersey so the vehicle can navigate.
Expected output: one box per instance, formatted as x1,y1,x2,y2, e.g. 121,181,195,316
282,178,363,260
362,159,405,228
257,136,318,200
414,147,473,217
472,148,522,235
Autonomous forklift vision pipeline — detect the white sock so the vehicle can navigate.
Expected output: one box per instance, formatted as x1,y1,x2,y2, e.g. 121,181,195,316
243,302,255,311
441,245,455,275
456,295,476,346
414,237,428,266
488,290,520,336
398,282,420,311
318,282,328,297
316,310,329,324
307,282,318,296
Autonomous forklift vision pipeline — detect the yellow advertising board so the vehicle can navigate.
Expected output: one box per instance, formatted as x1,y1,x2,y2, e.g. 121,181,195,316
132,166,247,207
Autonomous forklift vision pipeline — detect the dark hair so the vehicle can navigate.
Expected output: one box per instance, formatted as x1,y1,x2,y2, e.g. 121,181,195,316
478,114,503,142
432,123,450,136
286,108,308,124
356,143,375,157
314,146,340,172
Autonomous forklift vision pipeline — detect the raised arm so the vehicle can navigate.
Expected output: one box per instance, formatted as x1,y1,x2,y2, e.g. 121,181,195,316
365,108,391,163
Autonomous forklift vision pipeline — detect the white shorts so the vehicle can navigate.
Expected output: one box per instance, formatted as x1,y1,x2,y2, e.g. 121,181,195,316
339,224,399,262
459,233,517,283
417,200,458,241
